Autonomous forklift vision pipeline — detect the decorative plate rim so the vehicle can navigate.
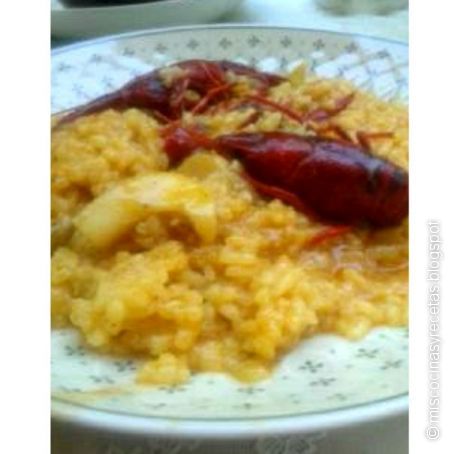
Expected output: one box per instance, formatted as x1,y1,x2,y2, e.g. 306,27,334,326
51,24,408,437
52,393,408,438
51,23,408,57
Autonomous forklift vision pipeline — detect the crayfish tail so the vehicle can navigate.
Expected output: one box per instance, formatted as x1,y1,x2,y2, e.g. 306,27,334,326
56,91,128,127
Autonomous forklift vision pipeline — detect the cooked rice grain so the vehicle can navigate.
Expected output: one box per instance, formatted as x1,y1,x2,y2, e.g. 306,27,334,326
51,69,408,384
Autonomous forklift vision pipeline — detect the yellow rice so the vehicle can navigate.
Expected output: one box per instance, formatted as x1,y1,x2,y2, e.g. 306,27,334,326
51,65,408,385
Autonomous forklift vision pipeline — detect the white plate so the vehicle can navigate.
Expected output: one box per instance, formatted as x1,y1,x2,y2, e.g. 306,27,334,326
51,25,408,444
51,0,243,38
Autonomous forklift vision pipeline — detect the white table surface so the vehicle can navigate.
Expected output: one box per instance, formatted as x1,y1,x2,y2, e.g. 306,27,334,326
51,1,408,452
223,0,408,42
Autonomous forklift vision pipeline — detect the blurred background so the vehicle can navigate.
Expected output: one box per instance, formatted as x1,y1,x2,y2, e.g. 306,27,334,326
51,0,408,46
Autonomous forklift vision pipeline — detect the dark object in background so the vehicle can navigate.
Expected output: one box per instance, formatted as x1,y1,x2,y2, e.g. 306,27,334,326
61,0,163,7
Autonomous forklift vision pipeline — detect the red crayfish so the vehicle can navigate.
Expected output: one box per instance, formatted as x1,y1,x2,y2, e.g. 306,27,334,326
56,58,408,229
59,59,284,124
163,127,408,228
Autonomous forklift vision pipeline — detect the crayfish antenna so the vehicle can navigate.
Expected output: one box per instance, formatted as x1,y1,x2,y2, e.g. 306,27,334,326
304,93,355,122
356,131,394,153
